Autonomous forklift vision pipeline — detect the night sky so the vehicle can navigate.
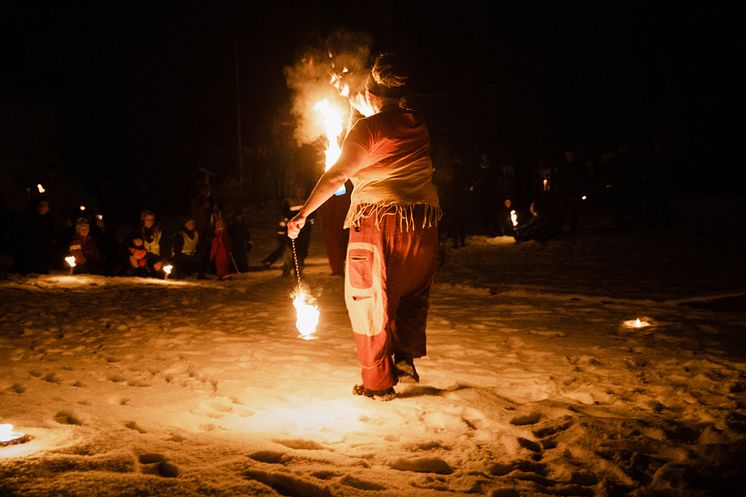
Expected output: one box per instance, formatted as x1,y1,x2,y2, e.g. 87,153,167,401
1,3,741,216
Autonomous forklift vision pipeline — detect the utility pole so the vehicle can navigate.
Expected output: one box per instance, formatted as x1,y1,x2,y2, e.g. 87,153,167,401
234,34,244,186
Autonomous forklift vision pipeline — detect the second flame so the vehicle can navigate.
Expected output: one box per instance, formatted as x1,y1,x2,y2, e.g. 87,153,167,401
293,288,320,340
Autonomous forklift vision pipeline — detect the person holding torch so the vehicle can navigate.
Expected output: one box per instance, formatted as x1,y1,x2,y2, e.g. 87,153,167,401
287,52,440,401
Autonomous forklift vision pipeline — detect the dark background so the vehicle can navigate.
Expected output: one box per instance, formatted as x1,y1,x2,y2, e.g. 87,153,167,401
1,2,741,223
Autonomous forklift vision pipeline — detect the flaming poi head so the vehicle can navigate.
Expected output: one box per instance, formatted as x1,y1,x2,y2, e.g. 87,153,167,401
292,286,320,340
65,256,76,268
510,209,518,227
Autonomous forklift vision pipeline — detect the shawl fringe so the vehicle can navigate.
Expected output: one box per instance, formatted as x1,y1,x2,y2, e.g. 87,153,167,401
345,202,442,232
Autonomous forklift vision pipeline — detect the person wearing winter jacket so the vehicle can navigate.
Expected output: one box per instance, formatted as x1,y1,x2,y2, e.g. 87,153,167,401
209,217,232,280
68,217,102,274
171,216,203,278
126,231,162,277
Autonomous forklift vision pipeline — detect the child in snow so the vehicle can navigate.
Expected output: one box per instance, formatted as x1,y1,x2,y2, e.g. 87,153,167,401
514,200,552,243
171,216,203,278
68,217,102,274
209,217,232,280
126,232,162,277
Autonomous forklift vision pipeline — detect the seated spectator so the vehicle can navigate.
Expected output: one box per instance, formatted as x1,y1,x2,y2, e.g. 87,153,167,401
210,217,233,280
68,217,102,274
514,200,552,243
171,216,203,278
139,209,162,258
126,232,162,277
497,197,517,236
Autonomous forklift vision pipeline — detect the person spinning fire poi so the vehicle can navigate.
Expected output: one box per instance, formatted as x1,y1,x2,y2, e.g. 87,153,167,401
287,52,440,401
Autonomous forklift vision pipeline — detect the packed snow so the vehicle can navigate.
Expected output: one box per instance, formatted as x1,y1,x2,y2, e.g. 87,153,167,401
1,196,745,497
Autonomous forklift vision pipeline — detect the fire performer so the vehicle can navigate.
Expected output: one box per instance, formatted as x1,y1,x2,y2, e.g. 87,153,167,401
287,52,440,400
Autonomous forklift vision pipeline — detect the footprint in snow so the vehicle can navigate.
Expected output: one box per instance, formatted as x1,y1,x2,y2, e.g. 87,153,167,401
509,412,542,426
389,456,453,475
243,469,334,497
124,421,147,433
248,450,290,464
339,474,386,491
54,410,83,425
137,453,180,478
273,438,328,451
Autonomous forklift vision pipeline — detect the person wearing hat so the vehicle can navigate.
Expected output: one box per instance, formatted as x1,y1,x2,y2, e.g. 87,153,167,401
287,52,440,400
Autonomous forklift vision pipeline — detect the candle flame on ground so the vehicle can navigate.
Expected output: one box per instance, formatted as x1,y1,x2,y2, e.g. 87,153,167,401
0,424,25,443
624,317,651,329
293,288,320,340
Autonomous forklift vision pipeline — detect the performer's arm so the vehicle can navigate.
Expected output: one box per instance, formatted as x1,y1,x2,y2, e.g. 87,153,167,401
287,143,368,239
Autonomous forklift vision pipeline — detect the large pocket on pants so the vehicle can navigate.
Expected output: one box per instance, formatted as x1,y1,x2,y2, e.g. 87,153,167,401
345,242,385,337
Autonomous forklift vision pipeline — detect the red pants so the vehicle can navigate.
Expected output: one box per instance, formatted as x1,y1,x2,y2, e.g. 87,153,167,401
345,206,438,390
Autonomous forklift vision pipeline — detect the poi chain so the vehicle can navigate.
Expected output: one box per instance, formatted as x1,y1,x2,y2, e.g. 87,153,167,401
291,238,302,288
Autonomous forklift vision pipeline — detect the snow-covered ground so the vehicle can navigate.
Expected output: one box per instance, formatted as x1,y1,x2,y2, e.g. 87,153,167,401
1,196,745,497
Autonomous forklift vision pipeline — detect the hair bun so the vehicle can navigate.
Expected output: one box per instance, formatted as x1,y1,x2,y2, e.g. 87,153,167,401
366,52,410,98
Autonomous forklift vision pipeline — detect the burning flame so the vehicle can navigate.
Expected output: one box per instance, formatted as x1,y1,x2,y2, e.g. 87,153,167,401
79,205,86,211
293,288,320,340
510,209,518,227
163,264,173,275
314,99,344,169
624,317,651,329
0,424,25,443
65,256,76,268
329,65,375,119
348,91,375,118
37,184,45,194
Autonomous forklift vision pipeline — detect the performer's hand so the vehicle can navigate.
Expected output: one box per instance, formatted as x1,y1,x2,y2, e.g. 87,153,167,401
287,214,306,239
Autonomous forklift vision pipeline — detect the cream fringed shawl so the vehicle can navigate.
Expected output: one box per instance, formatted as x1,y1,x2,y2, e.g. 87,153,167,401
341,108,441,231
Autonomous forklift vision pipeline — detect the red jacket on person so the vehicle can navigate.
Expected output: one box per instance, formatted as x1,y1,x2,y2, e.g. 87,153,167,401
69,233,102,267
